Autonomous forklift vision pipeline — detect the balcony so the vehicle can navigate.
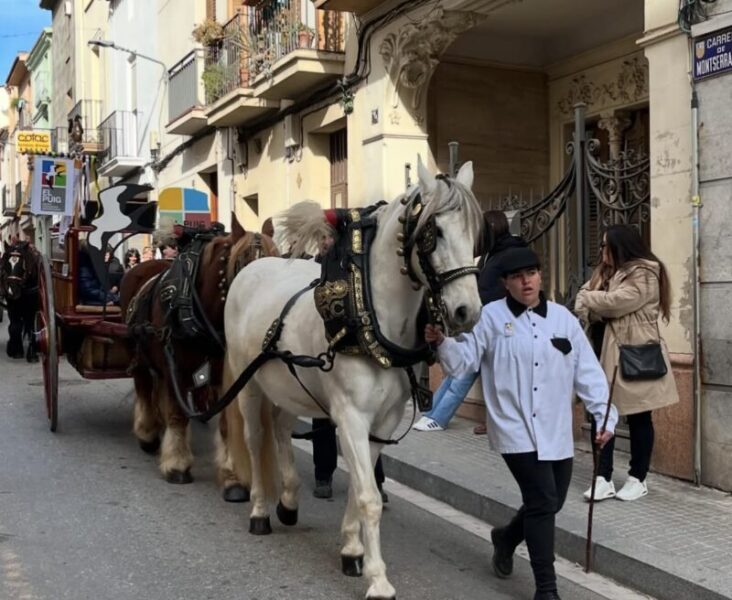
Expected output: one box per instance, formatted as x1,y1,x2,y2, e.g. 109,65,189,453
167,50,209,135
311,0,382,15
68,100,105,153
204,3,345,125
97,111,146,177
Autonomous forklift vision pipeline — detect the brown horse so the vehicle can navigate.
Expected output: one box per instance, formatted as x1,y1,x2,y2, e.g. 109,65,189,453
120,217,278,499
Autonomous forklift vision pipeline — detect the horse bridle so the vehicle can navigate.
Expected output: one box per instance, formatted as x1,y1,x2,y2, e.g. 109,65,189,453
397,177,480,324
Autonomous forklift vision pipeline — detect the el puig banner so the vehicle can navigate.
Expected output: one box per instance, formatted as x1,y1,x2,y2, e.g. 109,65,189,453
31,156,77,216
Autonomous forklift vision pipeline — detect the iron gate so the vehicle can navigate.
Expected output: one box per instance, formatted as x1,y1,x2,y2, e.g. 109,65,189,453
472,103,651,308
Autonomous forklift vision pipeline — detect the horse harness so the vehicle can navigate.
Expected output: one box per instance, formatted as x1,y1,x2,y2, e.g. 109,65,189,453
126,225,267,417
196,188,480,445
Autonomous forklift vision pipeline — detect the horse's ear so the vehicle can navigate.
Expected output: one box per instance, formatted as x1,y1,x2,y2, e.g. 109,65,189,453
455,161,474,189
231,212,246,242
417,155,436,195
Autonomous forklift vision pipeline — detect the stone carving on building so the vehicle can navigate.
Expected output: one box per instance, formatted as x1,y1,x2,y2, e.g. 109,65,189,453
379,8,484,121
556,56,649,116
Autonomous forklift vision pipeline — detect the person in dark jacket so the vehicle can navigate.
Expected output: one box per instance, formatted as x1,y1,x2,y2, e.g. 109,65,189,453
413,210,528,432
78,243,119,305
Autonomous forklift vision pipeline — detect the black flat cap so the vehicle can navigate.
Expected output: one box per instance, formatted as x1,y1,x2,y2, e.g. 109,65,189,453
499,247,541,276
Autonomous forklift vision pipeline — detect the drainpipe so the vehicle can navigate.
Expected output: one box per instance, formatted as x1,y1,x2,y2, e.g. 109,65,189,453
691,88,702,487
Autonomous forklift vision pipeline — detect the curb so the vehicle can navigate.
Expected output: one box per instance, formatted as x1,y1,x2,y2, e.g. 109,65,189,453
380,452,730,600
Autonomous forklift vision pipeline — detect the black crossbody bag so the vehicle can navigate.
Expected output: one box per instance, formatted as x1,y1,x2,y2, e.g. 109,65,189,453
608,319,667,381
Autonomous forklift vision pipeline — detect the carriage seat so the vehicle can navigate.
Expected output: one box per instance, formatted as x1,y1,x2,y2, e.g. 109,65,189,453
74,304,122,314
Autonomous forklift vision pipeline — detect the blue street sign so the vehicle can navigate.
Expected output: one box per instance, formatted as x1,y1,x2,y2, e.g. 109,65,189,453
694,26,732,81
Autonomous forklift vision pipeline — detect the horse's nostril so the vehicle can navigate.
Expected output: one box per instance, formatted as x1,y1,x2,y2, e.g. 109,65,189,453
455,305,468,323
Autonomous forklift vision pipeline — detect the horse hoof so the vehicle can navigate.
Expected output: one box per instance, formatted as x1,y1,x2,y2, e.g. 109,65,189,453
223,484,250,503
341,555,364,577
165,469,193,484
249,516,272,535
276,501,298,526
139,437,160,455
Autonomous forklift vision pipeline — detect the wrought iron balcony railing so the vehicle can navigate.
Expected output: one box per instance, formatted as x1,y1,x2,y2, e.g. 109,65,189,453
98,110,138,163
203,2,345,104
68,99,104,147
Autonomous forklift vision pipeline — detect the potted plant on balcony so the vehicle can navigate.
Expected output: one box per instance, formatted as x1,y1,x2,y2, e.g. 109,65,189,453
296,23,315,49
201,63,227,103
192,18,225,48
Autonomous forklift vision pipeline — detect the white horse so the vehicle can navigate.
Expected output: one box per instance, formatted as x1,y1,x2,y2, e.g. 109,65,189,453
223,159,483,599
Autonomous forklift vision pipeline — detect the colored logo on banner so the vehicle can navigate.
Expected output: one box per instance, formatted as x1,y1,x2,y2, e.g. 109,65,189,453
30,156,76,216
158,188,211,229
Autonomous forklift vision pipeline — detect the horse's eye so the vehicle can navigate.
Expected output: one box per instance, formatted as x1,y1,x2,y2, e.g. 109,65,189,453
436,227,444,238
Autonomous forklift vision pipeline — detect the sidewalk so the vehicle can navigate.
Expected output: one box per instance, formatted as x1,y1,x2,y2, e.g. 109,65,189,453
379,410,732,600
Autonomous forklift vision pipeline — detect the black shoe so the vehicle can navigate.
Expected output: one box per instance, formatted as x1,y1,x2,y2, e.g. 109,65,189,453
378,483,389,504
313,479,333,499
533,591,561,600
490,527,514,579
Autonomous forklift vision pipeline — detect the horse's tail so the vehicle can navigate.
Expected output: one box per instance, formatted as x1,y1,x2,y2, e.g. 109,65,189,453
275,200,333,258
222,358,279,503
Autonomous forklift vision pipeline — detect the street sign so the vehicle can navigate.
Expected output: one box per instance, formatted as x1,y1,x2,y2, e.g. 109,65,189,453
694,26,732,81
17,131,51,154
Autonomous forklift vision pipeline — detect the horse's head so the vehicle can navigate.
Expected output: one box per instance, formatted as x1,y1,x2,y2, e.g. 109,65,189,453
197,214,279,325
1,241,35,301
401,157,483,334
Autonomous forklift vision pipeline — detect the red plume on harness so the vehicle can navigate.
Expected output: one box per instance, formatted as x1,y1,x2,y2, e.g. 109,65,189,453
323,209,340,229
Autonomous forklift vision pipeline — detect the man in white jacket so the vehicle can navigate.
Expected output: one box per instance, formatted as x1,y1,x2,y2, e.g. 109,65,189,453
425,246,617,600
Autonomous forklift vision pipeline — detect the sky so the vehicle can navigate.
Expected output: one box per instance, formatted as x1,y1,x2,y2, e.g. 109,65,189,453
0,0,51,82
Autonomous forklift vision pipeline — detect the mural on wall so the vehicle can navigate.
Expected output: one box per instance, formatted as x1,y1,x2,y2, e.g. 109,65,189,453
379,8,484,123
554,55,649,116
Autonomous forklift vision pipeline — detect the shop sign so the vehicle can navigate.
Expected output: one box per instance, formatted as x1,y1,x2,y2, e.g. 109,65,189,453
17,131,52,154
694,26,732,80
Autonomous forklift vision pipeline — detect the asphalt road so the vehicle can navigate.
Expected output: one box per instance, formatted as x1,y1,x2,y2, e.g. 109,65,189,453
0,328,632,600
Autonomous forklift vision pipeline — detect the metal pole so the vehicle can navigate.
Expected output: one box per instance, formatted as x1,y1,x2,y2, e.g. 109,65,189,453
448,141,459,177
691,88,702,487
573,103,587,283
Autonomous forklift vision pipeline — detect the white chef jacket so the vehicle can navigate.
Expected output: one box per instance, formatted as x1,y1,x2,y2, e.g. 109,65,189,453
438,294,618,461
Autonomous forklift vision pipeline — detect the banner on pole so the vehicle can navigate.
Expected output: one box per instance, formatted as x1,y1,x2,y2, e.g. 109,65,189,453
30,156,77,216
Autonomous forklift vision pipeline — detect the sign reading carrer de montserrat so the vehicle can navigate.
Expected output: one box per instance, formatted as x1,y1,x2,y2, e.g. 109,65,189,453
158,187,211,229
17,130,51,154
694,26,732,81
30,156,77,216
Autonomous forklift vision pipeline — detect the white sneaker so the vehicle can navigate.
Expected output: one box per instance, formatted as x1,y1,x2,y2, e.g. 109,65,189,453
616,476,648,501
583,476,616,501
412,417,444,432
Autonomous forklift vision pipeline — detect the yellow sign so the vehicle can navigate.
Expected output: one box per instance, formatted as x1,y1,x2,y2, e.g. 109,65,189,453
17,131,51,154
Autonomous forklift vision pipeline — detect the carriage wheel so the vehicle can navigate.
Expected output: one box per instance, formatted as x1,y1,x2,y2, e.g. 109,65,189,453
35,255,58,432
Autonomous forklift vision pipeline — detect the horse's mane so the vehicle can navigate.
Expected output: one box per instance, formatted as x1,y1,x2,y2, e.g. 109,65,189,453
225,230,279,282
276,175,482,259
407,178,483,246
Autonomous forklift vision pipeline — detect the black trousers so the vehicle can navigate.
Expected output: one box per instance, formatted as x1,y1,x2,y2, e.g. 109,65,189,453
311,418,384,484
499,452,573,594
591,411,654,482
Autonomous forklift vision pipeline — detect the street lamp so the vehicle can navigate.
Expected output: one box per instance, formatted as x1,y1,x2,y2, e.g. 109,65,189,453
88,39,168,75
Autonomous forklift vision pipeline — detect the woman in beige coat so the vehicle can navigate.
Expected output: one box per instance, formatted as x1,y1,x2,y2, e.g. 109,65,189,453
575,225,679,502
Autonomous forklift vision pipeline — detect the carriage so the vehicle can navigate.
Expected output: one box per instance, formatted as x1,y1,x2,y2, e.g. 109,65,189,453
34,184,158,432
